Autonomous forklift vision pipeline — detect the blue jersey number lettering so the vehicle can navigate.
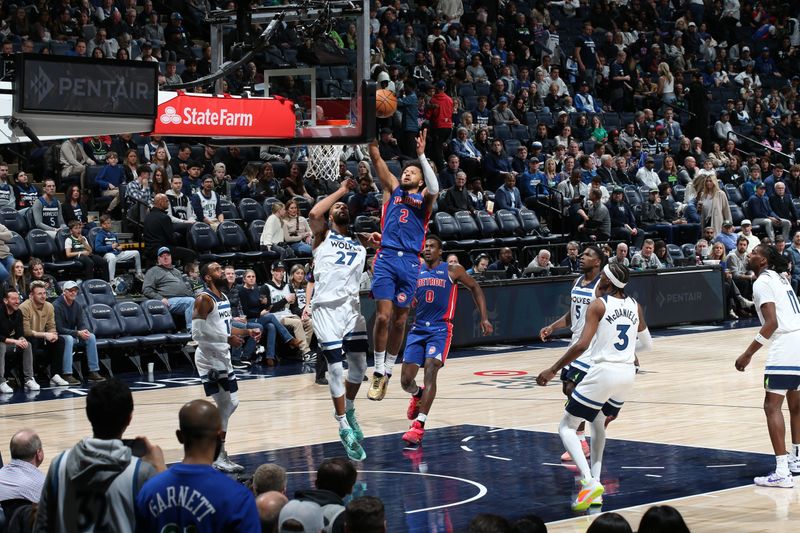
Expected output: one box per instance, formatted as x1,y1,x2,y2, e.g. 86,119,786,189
575,306,581,320
614,324,630,351
335,251,358,265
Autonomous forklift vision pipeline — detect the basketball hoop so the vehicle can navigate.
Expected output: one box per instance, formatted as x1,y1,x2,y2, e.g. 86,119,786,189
306,144,344,181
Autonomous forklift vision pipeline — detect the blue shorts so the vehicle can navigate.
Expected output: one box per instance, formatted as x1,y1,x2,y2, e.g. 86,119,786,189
403,324,453,367
560,366,588,385
764,374,800,395
370,248,421,308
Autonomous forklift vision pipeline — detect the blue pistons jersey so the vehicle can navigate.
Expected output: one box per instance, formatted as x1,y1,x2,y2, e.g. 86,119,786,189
380,186,429,253
413,262,457,329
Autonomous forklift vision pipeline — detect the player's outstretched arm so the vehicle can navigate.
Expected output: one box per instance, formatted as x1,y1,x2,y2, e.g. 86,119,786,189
736,301,777,372
355,231,382,250
451,264,493,335
368,141,399,194
540,312,570,342
308,178,357,246
537,298,605,385
416,129,440,204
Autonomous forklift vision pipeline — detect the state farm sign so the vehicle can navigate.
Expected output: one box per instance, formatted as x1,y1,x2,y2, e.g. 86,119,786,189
153,92,296,138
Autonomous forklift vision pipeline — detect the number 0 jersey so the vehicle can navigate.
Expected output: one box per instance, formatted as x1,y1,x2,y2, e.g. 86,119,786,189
591,295,639,365
312,229,366,308
380,186,429,253
753,270,800,335
412,262,457,329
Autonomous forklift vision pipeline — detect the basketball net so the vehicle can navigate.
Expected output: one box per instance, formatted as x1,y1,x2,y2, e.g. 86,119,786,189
306,144,344,181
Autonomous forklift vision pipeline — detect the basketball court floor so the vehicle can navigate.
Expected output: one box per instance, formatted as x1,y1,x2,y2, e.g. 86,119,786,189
1,320,798,532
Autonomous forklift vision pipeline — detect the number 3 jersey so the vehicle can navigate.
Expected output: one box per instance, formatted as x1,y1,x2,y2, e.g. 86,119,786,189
312,229,366,308
591,295,639,365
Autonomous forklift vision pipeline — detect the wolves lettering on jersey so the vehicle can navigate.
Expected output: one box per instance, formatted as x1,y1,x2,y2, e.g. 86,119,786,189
413,263,457,327
591,295,639,365
570,275,600,335
197,290,232,358
380,187,429,253
312,230,367,307
753,270,800,334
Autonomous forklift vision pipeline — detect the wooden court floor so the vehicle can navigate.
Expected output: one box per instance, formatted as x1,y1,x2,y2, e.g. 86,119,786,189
1,325,798,531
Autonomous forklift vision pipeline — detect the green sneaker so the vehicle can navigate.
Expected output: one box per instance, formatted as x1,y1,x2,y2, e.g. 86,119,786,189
346,408,364,442
339,428,366,461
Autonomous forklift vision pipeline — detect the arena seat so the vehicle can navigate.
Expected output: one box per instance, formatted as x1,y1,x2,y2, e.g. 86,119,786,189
0,207,26,235
238,198,266,225
454,210,491,246
432,212,462,249
474,210,502,246
81,279,117,307
494,209,523,245
84,303,122,376
7,231,28,262
188,222,236,263
25,229,80,276
218,199,240,221
514,209,543,246
217,221,267,262
114,301,175,372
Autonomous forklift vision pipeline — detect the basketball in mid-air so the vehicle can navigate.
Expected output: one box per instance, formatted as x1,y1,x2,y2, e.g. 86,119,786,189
376,89,398,118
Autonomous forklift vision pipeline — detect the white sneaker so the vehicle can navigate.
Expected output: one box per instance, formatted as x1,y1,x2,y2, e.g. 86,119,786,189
0,381,13,394
50,374,69,387
24,379,40,391
212,451,244,473
754,471,795,488
790,457,800,475
255,345,265,355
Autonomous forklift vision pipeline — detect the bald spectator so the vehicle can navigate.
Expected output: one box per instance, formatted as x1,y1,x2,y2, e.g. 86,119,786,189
257,491,288,533
253,463,288,495
438,171,474,215
135,400,260,531
0,429,45,503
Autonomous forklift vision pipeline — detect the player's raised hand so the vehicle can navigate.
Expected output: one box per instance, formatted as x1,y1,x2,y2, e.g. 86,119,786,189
342,178,357,192
416,128,428,157
536,367,556,386
480,319,493,336
539,325,553,341
368,141,381,160
735,352,752,372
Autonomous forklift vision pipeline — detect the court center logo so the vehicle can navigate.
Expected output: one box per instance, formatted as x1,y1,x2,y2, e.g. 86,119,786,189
160,106,182,125
31,67,54,104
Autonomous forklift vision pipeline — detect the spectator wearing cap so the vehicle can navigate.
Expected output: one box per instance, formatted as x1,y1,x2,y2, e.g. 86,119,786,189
607,186,643,246
713,110,737,143
769,180,800,232
377,128,408,162
143,194,198,265
518,157,547,203
143,9,164,43
491,96,519,127
425,81,454,168
636,157,661,190
262,261,313,359
278,500,323,533
181,161,205,197
574,81,602,113
737,219,760,252
713,220,738,253
755,46,779,78
191,176,224,230
135,41,158,63
54,281,104,386
747,182,791,241
142,245,196,332
641,188,675,243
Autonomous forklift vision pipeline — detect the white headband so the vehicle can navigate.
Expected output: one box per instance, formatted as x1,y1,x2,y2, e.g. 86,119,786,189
603,264,626,288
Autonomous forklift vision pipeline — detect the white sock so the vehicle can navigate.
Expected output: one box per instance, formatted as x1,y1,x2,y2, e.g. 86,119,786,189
577,431,586,442
335,413,350,430
776,454,790,476
589,414,607,479
384,353,398,376
559,413,592,481
416,413,427,424
345,398,355,411
373,351,385,375
792,444,800,459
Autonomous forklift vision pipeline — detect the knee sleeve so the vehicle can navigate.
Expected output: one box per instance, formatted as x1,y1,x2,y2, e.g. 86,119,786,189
558,412,583,435
328,361,345,397
213,391,239,431
345,352,367,384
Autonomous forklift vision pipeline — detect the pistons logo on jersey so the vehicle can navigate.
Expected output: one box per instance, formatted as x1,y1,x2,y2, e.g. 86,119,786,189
428,346,437,355
398,293,407,303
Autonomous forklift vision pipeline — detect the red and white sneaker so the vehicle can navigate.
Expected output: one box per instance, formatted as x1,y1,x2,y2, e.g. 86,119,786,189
402,421,425,445
561,440,591,461
407,390,423,420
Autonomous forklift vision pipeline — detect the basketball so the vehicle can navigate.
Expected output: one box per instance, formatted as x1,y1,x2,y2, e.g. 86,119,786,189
376,89,398,118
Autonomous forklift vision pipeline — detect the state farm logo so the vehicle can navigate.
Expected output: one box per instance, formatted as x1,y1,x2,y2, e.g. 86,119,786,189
158,104,254,127
160,106,181,125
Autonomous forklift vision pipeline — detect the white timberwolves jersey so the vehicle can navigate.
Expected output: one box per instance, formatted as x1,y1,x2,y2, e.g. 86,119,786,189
196,289,232,360
312,230,366,308
753,270,800,334
591,295,639,365
570,275,600,338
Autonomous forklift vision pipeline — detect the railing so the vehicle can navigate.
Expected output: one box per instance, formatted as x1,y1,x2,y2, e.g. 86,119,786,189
727,130,795,166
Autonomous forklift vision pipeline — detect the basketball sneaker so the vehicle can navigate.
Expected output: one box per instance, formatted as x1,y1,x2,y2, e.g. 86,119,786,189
212,451,244,474
561,440,591,461
754,472,794,488
402,421,425,445
367,373,388,401
572,479,604,511
345,407,364,442
407,391,422,420
590,495,603,506
790,456,800,475
339,428,366,461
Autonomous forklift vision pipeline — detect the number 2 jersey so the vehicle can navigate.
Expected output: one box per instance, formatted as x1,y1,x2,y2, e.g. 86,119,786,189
380,186,429,253
412,262,457,330
312,229,367,308
591,295,639,365
753,270,800,369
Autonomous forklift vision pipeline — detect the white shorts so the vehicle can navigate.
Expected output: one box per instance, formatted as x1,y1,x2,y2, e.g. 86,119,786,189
312,300,368,362
567,362,636,422
195,348,237,396
764,330,800,395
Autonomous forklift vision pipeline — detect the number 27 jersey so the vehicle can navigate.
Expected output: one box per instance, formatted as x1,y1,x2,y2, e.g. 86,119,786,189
312,230,366,307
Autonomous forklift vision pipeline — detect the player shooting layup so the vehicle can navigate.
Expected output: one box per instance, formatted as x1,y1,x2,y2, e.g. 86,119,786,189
537,263,652,511
308,178,379,461
539,245,604,461
735,244,800,487
367,130,438,401
192,262,261,473
400,235,492,446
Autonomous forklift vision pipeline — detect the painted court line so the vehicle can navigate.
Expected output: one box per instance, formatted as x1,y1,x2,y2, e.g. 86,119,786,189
706,464,747,468
484,454,512,461
460,445,473,452
621,466,665,470
645,474,662,478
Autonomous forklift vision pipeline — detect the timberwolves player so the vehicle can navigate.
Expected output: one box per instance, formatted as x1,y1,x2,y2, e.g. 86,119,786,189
367,129,438,401
400,235,492,446
192,262,261,473
308,178,379,461
735,244,800,487
537,263,652,510
539,245,604,461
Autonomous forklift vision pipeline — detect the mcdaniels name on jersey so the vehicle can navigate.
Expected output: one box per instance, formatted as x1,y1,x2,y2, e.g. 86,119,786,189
604,306,639,325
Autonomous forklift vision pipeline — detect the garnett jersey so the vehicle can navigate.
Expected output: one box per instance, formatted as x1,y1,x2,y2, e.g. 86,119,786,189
591,295,639,365
380,186,429,253
413,262,457,328
753,270,800,334
196,289,232,359
312,229,366,307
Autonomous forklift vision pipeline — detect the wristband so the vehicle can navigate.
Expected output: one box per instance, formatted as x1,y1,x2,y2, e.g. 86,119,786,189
754,333,768,345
